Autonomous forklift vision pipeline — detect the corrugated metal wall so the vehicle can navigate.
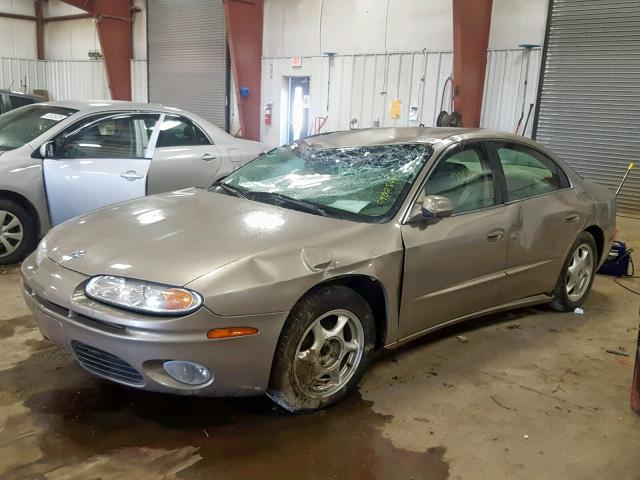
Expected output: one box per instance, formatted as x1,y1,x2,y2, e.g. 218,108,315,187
0,57,148,102
481,48,542,137
535,0,640,214
261,51,454,148
260,48,542,148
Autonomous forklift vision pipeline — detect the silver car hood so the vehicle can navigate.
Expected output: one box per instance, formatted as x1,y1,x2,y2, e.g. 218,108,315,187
45,188,358,286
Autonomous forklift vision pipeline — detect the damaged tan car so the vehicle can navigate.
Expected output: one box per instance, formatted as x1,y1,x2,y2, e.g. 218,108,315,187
21,128,616,412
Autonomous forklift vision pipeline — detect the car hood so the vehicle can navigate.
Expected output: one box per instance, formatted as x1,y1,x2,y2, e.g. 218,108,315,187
45,188,358,286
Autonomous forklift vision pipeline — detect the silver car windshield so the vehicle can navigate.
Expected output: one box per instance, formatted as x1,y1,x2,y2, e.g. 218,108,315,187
0,105,77,151
221,142,433,221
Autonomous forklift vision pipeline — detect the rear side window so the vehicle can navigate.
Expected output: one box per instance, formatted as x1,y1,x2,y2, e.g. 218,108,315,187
156,116,211,147
495,143,569,202
9,95,36,110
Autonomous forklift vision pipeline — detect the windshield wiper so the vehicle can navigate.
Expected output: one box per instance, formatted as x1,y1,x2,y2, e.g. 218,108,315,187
247,191,329,217
215,183,247,199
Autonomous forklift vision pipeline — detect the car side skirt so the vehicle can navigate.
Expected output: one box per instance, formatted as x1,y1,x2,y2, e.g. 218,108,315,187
387,293,554,348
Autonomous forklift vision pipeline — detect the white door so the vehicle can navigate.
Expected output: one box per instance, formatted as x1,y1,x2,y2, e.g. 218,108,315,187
43,113,160,226
146,115,224,195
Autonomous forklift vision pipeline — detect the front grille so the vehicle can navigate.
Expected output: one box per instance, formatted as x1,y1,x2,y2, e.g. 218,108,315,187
71,341,144,386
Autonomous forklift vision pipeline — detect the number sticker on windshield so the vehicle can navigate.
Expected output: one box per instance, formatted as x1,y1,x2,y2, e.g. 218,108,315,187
40,113,68,122
377,177,400,205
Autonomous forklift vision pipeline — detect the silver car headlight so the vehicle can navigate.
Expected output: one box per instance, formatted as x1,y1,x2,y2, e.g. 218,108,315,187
85,276,203,315
35,238,47,267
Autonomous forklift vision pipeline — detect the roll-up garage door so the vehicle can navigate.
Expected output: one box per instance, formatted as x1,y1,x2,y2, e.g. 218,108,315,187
534,0,640,214
147,0,228,129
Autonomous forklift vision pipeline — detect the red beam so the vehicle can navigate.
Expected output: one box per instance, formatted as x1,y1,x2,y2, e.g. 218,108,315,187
224,0,263,140
44,13,94,22
0,12,36,20
60,0,132,101
35,0,44,60
452,0,493,128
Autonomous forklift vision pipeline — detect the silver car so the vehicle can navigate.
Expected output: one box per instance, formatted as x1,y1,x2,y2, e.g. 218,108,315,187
0,101,264,264
21,128,616,412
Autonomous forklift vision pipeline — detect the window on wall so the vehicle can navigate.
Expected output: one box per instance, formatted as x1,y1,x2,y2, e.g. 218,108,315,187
425,145,496,214
156,116,212,147
495,143,569,202
57,114,158,159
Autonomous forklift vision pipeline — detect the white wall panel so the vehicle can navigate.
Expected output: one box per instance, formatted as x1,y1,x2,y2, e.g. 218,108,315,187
131,60,148,103
481,48,542,137
0,58,148,103
489,0,549,50
260,51,454,148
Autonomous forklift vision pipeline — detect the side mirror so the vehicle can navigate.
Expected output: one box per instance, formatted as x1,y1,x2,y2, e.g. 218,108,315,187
39,141,55,159
407,194,454,223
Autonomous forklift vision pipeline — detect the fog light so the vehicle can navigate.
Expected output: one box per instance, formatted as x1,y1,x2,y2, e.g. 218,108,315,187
163,360,212,385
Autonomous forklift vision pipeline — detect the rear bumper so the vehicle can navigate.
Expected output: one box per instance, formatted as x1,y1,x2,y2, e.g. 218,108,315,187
21,254,288,397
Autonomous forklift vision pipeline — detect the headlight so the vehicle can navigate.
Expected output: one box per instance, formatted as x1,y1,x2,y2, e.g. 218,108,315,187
35,238,47,267
85,276,202,315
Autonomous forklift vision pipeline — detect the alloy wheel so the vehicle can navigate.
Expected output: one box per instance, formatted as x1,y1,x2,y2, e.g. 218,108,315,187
0,210,24,258
293,309,365,399
566,243,594,302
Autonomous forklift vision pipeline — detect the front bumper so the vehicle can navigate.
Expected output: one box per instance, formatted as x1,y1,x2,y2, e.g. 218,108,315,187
21,254,288,397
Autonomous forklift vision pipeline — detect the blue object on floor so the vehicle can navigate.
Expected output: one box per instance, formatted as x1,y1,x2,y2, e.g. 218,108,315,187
598,241,632,277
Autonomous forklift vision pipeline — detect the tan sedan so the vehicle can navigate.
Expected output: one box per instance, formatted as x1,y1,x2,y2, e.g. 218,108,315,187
21,128,616,412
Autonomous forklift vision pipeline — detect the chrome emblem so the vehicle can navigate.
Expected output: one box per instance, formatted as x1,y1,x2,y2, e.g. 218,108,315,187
69,250,86,259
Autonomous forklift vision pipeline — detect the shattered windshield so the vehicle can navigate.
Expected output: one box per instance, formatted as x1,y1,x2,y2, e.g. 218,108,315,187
221,142,433,221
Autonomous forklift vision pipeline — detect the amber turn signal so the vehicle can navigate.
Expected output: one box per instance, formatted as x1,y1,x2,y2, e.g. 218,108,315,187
207,327,259,339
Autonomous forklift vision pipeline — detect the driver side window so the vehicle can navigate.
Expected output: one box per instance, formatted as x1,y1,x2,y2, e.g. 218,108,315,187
56,114,158,159
424,145,496,214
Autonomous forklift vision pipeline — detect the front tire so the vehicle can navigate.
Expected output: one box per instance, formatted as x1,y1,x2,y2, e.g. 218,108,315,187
267,285,376,412
0,199,37,265
550,231,597,312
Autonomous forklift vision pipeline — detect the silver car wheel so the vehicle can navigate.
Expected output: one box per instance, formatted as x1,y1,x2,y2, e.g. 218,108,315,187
566,243,594,302
294,309,365,399
0,210,24,258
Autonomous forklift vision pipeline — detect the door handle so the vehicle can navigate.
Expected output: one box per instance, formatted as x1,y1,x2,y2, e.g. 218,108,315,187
120,170,143,181
565,213,580,223
201,153,217,161
487,228,505,242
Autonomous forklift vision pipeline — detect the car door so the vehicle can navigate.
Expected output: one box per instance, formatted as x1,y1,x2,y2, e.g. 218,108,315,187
43,112,159,226
146,114,223,195
399,141,510,339
490,141,581,303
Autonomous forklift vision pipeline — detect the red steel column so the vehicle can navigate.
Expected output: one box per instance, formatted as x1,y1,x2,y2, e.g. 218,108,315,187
60,0,132,101
224,0,263,141
452,0,493,128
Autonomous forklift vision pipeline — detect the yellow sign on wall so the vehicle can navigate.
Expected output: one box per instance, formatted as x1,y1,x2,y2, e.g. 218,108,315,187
390,98,401,120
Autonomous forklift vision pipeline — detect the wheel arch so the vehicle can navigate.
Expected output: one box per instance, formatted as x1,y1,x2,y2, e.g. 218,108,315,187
584,224,605,263
291,274,389,350
0,189,40,237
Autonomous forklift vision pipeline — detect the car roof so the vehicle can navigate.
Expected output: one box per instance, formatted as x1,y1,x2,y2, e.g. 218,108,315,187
38,99,194,115
303,127,540,149
0,89,44,101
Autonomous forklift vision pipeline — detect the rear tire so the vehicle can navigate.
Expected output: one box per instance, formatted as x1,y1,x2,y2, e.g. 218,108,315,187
267,285,376,413
0,199,37,265
550,231,597,312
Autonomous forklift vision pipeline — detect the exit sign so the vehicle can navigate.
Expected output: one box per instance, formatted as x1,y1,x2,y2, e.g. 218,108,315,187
291,56,302,67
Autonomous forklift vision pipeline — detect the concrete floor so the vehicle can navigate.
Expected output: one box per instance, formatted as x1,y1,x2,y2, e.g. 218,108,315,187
1,218,639,480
